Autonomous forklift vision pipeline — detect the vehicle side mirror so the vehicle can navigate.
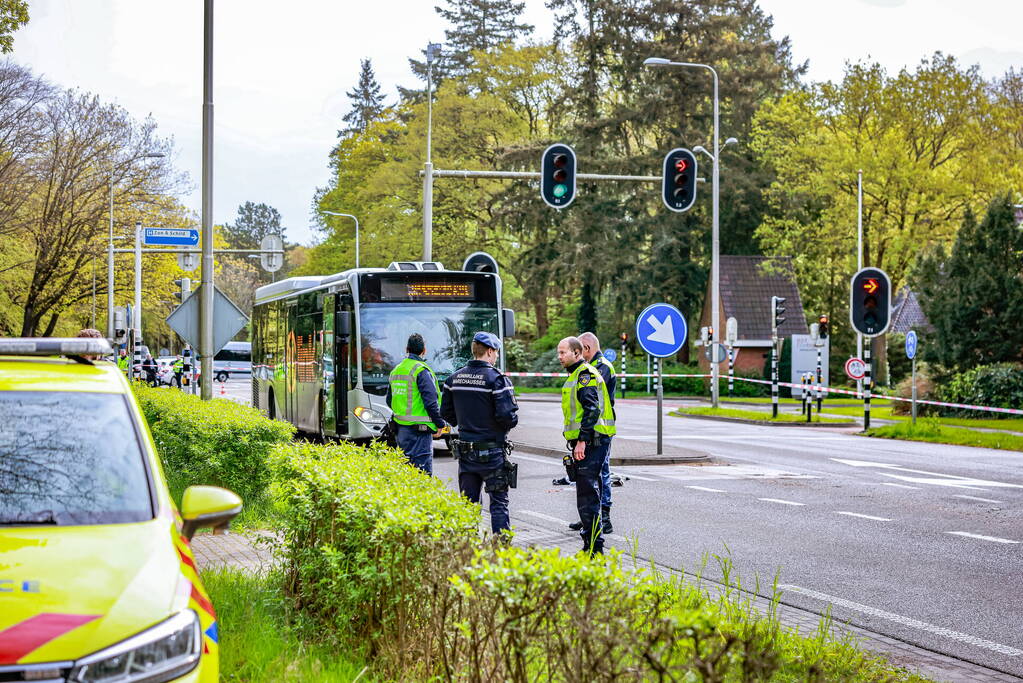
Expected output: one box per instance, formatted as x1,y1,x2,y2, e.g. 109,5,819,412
336,313,351,337
180,485,243,540
502,308,515,337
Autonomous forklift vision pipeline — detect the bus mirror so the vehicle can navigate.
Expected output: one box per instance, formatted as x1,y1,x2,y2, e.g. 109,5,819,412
502,308,515,337
336,314,351,337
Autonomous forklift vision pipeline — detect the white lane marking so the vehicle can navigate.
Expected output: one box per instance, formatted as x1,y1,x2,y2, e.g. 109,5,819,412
953,494,1004,504
686,485,727,493
519,510,572,525
779,584,1023,657
615,472,660,481
947,531,1019,544
512,453,564,466
834,511,892,521
758,498,806,506
880,482,918,490
832,458,1023,490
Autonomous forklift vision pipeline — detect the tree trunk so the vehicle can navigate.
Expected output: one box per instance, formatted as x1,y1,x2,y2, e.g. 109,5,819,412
875,335,889,387
533,299,548,339
42,312,60,337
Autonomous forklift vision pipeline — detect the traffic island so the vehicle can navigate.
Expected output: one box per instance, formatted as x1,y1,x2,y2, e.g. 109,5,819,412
670,405,856,427
510,422,711,464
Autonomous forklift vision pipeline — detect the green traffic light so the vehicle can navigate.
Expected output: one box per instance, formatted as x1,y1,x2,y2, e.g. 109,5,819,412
553,184,568,198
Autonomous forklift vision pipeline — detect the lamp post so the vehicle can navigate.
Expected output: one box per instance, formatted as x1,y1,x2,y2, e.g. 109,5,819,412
422,41,442,262
107,152,164,339
644,57,729,407
321,210,360,268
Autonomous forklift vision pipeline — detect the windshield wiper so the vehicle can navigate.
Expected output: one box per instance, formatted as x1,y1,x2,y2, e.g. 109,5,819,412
0,510,60,525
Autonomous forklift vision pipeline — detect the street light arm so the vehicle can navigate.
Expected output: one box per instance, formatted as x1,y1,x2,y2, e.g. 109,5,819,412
320,210,360,269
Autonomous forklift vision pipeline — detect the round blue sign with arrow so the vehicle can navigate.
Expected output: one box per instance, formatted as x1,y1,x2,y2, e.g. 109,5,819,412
602,348,617,363
905,330,918,360
635,303,687,358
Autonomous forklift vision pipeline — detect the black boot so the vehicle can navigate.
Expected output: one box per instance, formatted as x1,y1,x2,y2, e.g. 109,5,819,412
569,521,583,531
601,506,612,534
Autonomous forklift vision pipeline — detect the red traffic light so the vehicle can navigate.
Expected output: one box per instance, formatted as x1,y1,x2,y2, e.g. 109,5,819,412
553,153,568,169
675,159,689,172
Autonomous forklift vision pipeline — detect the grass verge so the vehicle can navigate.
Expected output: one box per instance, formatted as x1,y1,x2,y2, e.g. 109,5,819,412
672,405,855,424
825,404,1023,433
865,420,1023,451
201,568,370,682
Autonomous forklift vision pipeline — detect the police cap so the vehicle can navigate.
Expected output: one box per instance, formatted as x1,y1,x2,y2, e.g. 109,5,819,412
473,331,502,350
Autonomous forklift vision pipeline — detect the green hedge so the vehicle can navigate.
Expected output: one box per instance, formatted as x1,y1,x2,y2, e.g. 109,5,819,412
938,363,1023,418
132,384,294,501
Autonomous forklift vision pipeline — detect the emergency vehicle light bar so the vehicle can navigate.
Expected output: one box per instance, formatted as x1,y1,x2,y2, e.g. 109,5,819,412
0,337,114,357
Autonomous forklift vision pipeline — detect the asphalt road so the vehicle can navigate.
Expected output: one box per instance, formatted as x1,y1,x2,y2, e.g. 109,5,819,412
438,399,1023,677
215,378,1022,676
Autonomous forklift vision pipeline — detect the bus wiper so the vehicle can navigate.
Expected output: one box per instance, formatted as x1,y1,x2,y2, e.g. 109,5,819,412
0,511,60,525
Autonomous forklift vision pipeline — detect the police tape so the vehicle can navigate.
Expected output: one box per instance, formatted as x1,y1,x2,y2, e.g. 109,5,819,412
504,372,711,379
727,376,1023,417
504,372,1023,416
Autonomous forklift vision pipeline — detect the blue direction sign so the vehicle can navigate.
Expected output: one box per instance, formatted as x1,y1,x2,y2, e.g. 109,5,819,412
905,330,918,360
603,348,617,363
635,303,687,358
143,227,199,247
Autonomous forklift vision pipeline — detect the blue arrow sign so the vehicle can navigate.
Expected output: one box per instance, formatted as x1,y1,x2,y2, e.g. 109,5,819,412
905,330,918,360
603,348,617,363
143,228,199,247
635,303,687,358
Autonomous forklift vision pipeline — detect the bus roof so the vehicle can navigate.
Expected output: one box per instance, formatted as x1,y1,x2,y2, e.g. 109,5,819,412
253,261,466,306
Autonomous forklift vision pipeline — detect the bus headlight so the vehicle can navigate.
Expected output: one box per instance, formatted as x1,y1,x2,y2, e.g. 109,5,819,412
70,610,201,682
354,405,387,425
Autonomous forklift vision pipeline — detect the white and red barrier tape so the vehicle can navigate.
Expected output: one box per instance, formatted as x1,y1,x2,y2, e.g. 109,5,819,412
504,372,1023,417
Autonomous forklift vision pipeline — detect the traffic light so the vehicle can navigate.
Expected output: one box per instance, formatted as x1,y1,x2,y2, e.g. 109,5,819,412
661,148,698,212
850,267,891,337
771,296,786,333
174,277,191,303
619,332,628,343
818,314,829,339
541,143,577,209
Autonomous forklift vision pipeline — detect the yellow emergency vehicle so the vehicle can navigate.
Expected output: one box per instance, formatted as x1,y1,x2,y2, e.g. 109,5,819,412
0,337,241,682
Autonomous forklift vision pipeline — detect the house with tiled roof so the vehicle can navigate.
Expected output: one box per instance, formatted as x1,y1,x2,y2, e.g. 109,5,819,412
889,286,933,335
697,255,809,374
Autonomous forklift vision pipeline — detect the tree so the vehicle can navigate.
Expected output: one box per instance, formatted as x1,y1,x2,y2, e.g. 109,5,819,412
339,58,385,137
0,1,28,53
222,201,284,250
912,194,1023,372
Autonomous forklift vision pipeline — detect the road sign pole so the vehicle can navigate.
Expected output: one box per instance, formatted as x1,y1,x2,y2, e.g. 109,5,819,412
646,354,651,393
620,338,627,399
655,357,663,456
727,347,734,397
816,347,823,412
911,356,917,426
864,341,872,430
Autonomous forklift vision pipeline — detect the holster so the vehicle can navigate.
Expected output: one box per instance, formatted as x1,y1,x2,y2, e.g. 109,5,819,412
484,460,518,492
562,453,578,483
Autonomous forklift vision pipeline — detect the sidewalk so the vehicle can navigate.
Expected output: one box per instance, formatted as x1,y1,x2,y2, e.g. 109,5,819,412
512,420,711,465
193,521,1021,683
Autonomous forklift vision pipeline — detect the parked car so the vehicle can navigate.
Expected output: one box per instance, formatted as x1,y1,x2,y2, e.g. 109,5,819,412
213,341,251,381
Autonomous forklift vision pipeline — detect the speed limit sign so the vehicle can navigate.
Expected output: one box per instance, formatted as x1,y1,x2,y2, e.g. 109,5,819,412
844,357,866,381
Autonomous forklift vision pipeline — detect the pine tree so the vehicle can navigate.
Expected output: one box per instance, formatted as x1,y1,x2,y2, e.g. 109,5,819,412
339,59,385,138
913,194,1023,371
223,202,284,250
404,0,533,92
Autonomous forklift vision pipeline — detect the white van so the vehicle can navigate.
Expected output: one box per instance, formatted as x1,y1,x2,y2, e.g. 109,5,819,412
213,341,251,381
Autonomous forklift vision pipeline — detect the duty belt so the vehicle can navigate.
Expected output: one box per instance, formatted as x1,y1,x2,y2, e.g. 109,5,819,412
452,439,508,463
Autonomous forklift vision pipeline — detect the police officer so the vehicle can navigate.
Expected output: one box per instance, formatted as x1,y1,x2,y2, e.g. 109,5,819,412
386,333,445,475
441,332,518,535
117,349,130,376
172,355,185,389
569,332,617,534
557,335,616,555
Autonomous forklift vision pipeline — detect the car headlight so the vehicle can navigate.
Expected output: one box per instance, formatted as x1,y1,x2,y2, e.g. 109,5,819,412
353,405,386,425
70,610,201,683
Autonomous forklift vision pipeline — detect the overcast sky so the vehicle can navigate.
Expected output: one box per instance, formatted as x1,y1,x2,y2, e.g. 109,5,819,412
10,0,1023,246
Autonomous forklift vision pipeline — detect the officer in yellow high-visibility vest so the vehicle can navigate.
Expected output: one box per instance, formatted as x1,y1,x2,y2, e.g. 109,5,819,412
557,335,616,555
117,349,130,375
386,333,446,475
576,331,617,534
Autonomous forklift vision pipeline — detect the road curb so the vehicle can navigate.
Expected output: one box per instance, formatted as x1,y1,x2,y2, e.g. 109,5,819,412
671,413,856,428
514,441,711,465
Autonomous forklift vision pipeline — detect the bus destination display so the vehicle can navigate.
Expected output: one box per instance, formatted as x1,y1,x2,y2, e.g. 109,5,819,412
380,278,477,302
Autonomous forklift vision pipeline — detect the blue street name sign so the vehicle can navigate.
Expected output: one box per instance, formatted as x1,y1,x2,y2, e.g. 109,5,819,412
143,228,199,247
905,330,918,360
635,303,687,358
603,348,617,363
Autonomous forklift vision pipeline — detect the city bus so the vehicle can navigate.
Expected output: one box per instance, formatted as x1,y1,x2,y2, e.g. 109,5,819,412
250,256,514,440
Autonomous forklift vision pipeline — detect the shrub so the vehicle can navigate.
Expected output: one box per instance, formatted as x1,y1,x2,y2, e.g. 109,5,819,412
937,363,1023,418
890,364,936,416
132,384,294,501
272,440,479,666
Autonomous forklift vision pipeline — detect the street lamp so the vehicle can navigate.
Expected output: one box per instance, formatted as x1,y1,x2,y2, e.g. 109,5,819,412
321,211,360,268
644,56,725,408
422,41,442,262
107,151,165,339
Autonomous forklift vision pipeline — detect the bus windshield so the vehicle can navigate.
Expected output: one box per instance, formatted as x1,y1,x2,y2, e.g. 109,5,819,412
360,302,500,395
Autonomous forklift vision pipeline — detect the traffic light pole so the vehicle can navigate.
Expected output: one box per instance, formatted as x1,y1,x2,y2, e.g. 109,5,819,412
620,335,627,399
863,341,872,430
771,338,779,419
816,347,823,412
